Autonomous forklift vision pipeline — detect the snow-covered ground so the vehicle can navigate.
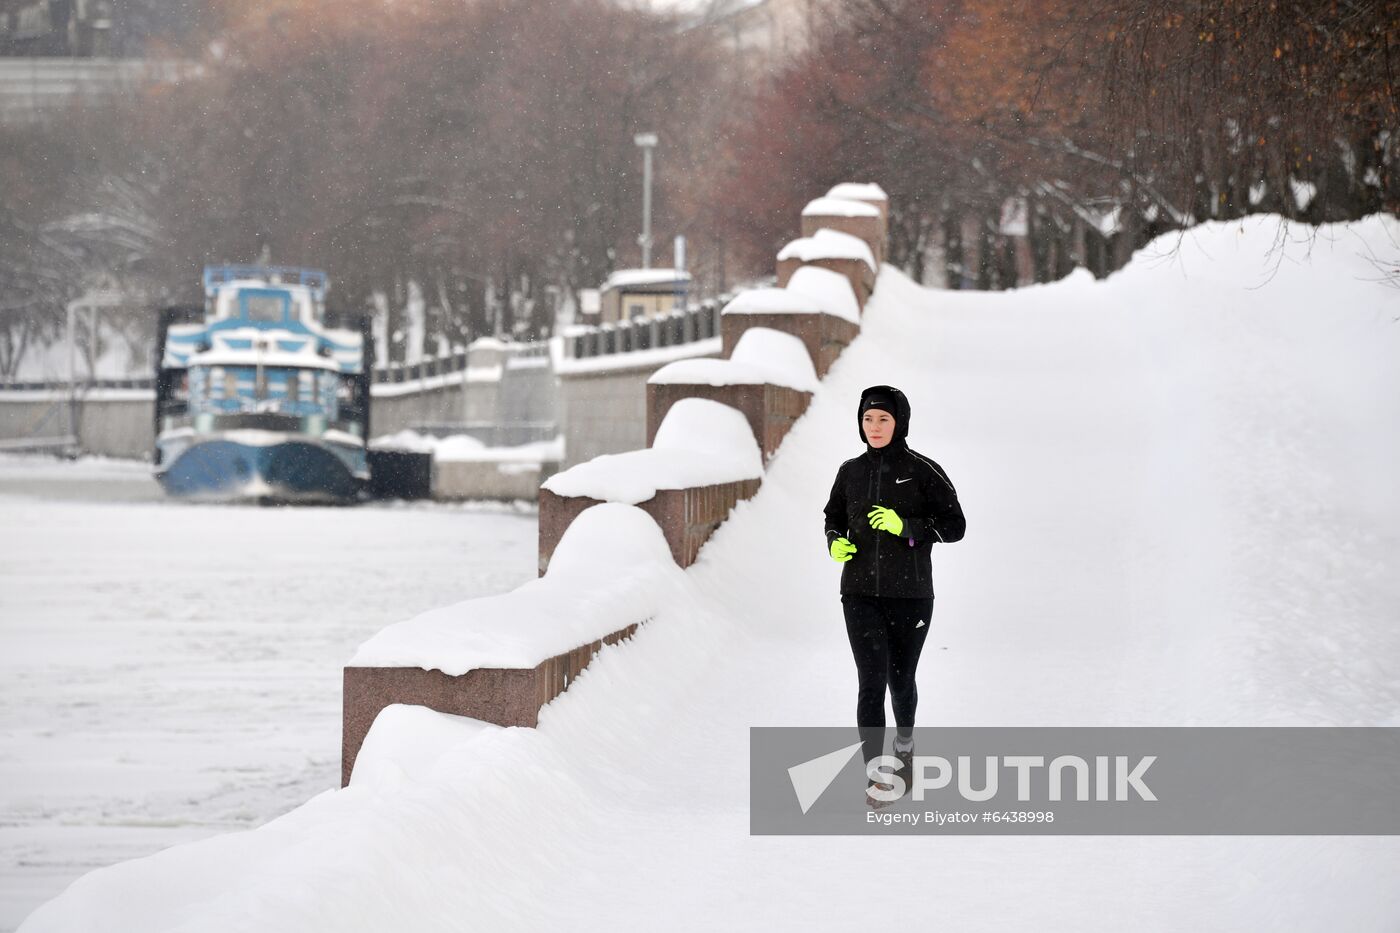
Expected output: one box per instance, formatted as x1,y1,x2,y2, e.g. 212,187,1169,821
12,215,1400,930
0,464,539,932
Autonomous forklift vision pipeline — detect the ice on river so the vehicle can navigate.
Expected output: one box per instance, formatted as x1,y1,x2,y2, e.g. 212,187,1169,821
0,460,539,932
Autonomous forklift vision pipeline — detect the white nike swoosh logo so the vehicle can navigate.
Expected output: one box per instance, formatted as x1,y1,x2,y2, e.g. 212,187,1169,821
895,477,912,484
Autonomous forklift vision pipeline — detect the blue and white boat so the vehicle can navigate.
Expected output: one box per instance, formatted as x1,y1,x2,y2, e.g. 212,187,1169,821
153,266,372,503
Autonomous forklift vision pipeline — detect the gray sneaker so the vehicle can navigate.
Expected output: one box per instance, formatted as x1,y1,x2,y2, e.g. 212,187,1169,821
894,744,915,789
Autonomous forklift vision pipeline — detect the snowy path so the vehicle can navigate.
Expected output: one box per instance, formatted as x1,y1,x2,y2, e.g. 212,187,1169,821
16,217,1400,931
518,242,1400,930
0,464,539,932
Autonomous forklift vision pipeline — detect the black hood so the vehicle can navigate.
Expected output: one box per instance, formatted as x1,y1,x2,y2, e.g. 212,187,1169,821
857,384,910,447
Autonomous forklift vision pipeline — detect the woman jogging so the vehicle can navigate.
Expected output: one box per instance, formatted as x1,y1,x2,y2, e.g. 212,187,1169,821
823,385,966,808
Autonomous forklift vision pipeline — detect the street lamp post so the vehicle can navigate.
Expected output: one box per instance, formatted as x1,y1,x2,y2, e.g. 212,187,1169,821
634,132,658,269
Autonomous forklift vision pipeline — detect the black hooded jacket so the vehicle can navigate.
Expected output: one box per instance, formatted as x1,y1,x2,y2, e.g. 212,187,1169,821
823,385,966,598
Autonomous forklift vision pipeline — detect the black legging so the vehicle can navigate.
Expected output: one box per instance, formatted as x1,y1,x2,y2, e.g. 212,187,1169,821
842,593,934,769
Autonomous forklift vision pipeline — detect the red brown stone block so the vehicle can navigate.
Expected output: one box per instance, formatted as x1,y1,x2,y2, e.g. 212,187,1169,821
800,210,885,268
826,183,890,228
342,623,638,786
775,256,875,309
538,479,761,576
720,311,860,379
646,381,810,464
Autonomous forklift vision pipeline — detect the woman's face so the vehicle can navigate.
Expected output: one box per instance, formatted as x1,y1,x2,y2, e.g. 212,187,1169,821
862,409,895,448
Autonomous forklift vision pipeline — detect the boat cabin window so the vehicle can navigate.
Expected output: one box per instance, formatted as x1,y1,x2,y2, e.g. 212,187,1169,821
239,289,291,323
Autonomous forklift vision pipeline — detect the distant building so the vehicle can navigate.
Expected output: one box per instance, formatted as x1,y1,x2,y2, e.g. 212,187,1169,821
0,0,113,57
595,269,692,325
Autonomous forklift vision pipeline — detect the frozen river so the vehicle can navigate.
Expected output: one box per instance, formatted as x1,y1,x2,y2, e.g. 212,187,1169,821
0,456,540,932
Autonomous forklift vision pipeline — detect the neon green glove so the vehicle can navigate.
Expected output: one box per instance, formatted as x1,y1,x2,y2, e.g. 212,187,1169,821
868,506,904,536
829,537,858,562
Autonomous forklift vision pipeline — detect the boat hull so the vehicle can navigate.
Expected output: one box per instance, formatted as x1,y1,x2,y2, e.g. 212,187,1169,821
156,436,367,503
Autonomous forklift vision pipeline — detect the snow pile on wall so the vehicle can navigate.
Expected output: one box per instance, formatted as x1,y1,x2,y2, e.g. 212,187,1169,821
650,398,762,469
800,196,881,218
647,328,817,393
721,286,826,316
777,228,877,270
349,704,502,791
721,268,861,325
825,182,888,203
784,266,861,323
645,357,774,388
348,503,681,673
541,399,762,504
730,327,819,392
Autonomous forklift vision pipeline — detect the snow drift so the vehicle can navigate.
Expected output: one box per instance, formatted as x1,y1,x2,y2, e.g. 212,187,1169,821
348,503,683,673
20,214,1400,933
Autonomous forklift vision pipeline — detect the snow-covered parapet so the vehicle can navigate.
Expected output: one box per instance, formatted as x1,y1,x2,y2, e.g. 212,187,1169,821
826,182,889,226
650,397,764,476
826,181,888,202
801,196,882,219
542,398,761,505
722,272,859,325
729,327,819,393
538,398,765,571
646,356,777,390
349,503,679,674
800,192,887,266
786,266,861,324
722,286,827,317
777,228,877,271
719,276,862,379
343,503,683,785
776,235,876,310
645,328,818,463
648,327,816,394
